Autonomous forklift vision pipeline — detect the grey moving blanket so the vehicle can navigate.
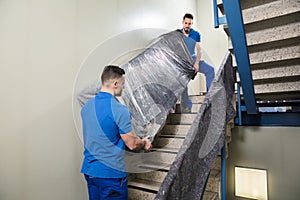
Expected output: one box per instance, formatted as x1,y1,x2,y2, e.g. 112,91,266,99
155,52,235,199
78,30,195,140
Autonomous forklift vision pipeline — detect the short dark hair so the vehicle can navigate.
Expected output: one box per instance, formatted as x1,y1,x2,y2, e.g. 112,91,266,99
101,65,125,83
183,13,194,20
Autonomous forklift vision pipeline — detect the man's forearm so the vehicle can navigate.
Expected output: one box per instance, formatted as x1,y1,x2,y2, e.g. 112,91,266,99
195,43,201,64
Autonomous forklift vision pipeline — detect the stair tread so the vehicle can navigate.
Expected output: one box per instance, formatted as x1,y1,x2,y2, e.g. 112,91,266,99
128,178,219,200
174,103,202,114
160,124,190,136
128,178,160,192
210,169,221,178
138,161,171,171
237,64,300,81
254,80,300,94
166,113,198,125
158,134,186,139
242,0,300,25
128,188,156,200
188,95,206,103
153,136,185,149
151,147,179,154
255,91,300,101
232,44,300,66
203,191,219,200
229,23,300,48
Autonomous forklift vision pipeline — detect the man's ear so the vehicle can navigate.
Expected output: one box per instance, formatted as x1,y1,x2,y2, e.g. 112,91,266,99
113,80,118,88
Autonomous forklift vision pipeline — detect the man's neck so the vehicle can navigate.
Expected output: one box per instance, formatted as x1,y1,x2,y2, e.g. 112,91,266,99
100,87,114,96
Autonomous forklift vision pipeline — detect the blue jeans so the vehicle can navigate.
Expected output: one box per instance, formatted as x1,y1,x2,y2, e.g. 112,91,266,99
84,174,128,200
181,60,215,109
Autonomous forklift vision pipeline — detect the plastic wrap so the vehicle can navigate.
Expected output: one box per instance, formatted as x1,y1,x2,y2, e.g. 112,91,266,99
155,52,235,199
121,30,195,139
78,30,195,140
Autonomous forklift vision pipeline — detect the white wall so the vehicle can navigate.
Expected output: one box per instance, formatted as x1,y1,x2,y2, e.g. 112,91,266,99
190,0,228,93
0,0,198,200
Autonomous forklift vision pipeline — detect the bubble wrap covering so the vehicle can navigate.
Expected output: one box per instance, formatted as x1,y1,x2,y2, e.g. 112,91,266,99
155,52,235,199
77,30,195,140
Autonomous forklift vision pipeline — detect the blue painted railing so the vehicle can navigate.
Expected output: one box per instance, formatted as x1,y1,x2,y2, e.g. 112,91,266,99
213,0,227,28
213,0,257,114
211,1,258,200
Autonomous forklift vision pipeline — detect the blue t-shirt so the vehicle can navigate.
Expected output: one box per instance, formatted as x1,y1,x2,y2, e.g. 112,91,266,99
81,92,132,178
182,28,201,59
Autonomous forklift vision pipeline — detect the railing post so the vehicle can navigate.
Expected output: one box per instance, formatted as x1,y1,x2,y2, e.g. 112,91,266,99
222,0,257,114
237,83,242,126
213,0,220,28
221,143,226,200
213,0,227,28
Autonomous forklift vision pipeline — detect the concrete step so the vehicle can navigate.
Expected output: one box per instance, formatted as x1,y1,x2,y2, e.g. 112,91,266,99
128,178,219,200
232,37,300,66
212,156,221,171
128,94,231,200
145,155,221,172
226,124,232,144
151,147,179,154
239,0,278,10
229,16,300,48
218,0,299,23
158,134,186,139
137,161,171,172
128,179,160,194
239,78,300,95
241,0,300,25
232,39,300,69
128,188,156,200
133,165,222,193
135,170,167,183
249,57,300,70
203,191,219,200
253,77,300,94
189,95,206,103
160,124,230,149
174,102,202,113
206,169,221,194
152,137,184,149
237,62,300,81
144,150,177,164
128,179,159,200
254,91,300,101
233,37,300,94
159,124,190,136
166,113,198,125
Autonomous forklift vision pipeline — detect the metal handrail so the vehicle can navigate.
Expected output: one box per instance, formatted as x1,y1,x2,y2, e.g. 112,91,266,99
213,0,227,28
211,1,258,199
213,0,257,114
213,0,220,28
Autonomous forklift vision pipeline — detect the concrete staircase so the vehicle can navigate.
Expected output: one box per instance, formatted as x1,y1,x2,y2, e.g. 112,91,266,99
126,0,300,198
128,95,232,200
219,0,300,101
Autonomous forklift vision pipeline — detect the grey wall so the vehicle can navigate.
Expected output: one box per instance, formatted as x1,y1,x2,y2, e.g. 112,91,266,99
227,126,300,200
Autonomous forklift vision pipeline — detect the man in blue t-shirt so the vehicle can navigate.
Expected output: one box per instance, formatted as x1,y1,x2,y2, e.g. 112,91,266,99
180,13,215,113
81,65,152,200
